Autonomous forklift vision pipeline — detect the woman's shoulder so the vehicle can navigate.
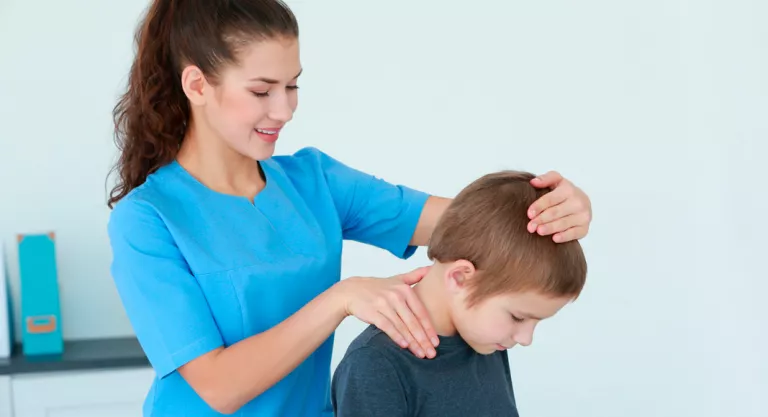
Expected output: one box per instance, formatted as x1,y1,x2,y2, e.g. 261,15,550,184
267,146,364,183
107,163,184,235
269,146,335,170
107,186,162,239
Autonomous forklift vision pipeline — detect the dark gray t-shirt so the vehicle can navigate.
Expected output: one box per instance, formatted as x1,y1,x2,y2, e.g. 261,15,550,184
331,325,519,417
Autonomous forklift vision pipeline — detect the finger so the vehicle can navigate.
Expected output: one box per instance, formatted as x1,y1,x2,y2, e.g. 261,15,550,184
553,225,588,242
530,171,563,189
398,266,431,285
404,289,439,348
393,294,436,358
372,312,410,350
527,184,570,220
536,213,582,236
379,304,422,357
531,197,582,230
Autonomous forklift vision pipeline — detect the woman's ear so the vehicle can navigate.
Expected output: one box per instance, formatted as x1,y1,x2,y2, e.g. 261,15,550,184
181,65,208,106
445,259,477,293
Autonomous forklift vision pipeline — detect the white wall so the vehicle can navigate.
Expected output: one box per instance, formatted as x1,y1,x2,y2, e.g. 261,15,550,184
1,0,766,416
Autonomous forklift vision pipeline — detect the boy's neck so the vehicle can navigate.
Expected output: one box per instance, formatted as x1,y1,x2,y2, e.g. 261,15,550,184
413,266,457,337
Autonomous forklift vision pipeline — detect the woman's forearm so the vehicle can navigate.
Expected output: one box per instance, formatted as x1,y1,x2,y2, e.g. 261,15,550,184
179,281,348,414
410,196,452,246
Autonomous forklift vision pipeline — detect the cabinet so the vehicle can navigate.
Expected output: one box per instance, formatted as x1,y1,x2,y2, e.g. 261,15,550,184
11,367,154,417
0,376,12,417
0,337,152,417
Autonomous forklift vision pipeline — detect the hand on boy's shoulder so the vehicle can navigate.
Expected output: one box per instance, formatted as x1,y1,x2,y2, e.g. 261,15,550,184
343,324,433,366
336,325,412,377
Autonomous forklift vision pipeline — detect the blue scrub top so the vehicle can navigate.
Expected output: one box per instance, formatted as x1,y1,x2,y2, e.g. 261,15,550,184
107,147,430,416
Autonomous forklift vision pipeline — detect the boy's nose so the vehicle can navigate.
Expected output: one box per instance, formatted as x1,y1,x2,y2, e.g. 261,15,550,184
513,332,533,347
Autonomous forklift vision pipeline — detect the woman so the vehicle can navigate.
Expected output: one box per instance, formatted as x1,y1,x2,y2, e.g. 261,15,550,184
107,0,593,416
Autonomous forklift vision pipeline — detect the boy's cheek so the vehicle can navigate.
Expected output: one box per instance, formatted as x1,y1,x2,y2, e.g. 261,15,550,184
455,310,496,343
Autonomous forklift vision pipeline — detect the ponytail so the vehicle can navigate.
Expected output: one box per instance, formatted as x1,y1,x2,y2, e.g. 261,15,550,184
107,0,188,208
107,0,299,208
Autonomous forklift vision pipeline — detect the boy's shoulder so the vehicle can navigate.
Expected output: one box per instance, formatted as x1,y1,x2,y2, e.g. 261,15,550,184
339,324,411,372
333,325,519,417
332,325,415,416
346,324,399,352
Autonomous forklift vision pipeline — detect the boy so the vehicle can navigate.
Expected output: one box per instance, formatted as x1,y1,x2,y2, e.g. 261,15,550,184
331,170,588,417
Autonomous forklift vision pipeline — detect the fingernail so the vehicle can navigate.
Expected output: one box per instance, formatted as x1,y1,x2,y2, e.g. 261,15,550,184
529,209,536,217
553,234,562,242
428,348,436,357
417,349,425,357
431,337,439,346
528,222,537,233
400,340,409,348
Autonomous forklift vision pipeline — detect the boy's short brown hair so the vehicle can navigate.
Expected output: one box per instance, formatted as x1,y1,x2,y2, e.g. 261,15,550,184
427,171,587,307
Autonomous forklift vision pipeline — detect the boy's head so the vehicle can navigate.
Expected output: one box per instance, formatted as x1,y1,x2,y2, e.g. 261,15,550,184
425,171,587,354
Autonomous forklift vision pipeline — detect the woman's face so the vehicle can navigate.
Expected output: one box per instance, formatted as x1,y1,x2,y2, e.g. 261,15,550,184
184,36,302,161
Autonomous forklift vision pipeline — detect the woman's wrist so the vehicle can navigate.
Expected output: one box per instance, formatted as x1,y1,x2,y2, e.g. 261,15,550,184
328,278,357,319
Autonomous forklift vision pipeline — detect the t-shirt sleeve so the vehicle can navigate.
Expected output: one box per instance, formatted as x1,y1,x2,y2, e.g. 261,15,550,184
307,147,430,259
107,197,224,379
332,347,409,417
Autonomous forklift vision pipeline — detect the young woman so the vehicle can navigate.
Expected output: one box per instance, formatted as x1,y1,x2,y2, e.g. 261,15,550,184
107,0,593,416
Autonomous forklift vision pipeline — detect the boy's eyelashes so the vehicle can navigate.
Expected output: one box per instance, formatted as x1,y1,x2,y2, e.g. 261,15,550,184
511,314,524,323
251,85,300,97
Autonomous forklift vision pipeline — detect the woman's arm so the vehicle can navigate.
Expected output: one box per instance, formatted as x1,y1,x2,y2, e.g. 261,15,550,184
179,284,346,414
409,196,452,246
410,172,593,246
178,268,433,414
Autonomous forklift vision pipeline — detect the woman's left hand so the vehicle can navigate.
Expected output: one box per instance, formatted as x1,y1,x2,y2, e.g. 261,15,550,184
527,171,592,243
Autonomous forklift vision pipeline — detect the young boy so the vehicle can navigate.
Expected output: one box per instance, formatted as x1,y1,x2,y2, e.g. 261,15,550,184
331,170,588,417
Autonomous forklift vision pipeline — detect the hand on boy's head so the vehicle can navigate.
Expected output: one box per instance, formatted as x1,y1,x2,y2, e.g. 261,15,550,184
527,171,592,243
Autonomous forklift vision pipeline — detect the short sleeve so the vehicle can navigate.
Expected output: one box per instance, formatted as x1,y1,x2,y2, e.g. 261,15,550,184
331,348,409,417
307,147,430,259
107,197,224,378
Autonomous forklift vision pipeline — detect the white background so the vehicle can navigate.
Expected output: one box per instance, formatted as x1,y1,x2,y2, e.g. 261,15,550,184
1,0,766,416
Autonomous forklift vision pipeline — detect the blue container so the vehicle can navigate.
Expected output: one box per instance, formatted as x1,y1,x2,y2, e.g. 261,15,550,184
18,232,64,356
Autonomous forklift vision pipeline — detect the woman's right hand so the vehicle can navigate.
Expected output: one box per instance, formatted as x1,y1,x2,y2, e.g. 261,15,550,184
334,266,439,359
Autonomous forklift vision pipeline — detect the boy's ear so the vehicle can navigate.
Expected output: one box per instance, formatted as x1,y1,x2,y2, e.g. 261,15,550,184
445,260,477,293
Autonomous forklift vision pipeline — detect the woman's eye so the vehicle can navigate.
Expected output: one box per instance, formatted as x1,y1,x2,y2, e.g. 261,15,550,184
252,86,298,97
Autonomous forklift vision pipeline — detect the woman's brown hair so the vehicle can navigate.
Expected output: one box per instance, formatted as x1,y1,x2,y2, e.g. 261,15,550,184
107,0,298,208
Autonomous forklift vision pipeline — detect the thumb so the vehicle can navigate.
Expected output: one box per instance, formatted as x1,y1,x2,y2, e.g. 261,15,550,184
398,266,431,285
531,170,563,188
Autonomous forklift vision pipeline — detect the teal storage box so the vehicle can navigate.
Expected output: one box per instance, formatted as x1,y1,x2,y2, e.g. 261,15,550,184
18,232,64,356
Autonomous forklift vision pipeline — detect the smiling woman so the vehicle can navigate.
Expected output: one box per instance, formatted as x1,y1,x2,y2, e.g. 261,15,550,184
174,37,302,168
105,0,594,416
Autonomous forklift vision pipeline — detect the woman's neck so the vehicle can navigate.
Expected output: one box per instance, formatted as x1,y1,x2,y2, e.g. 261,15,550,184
177,122,265,201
